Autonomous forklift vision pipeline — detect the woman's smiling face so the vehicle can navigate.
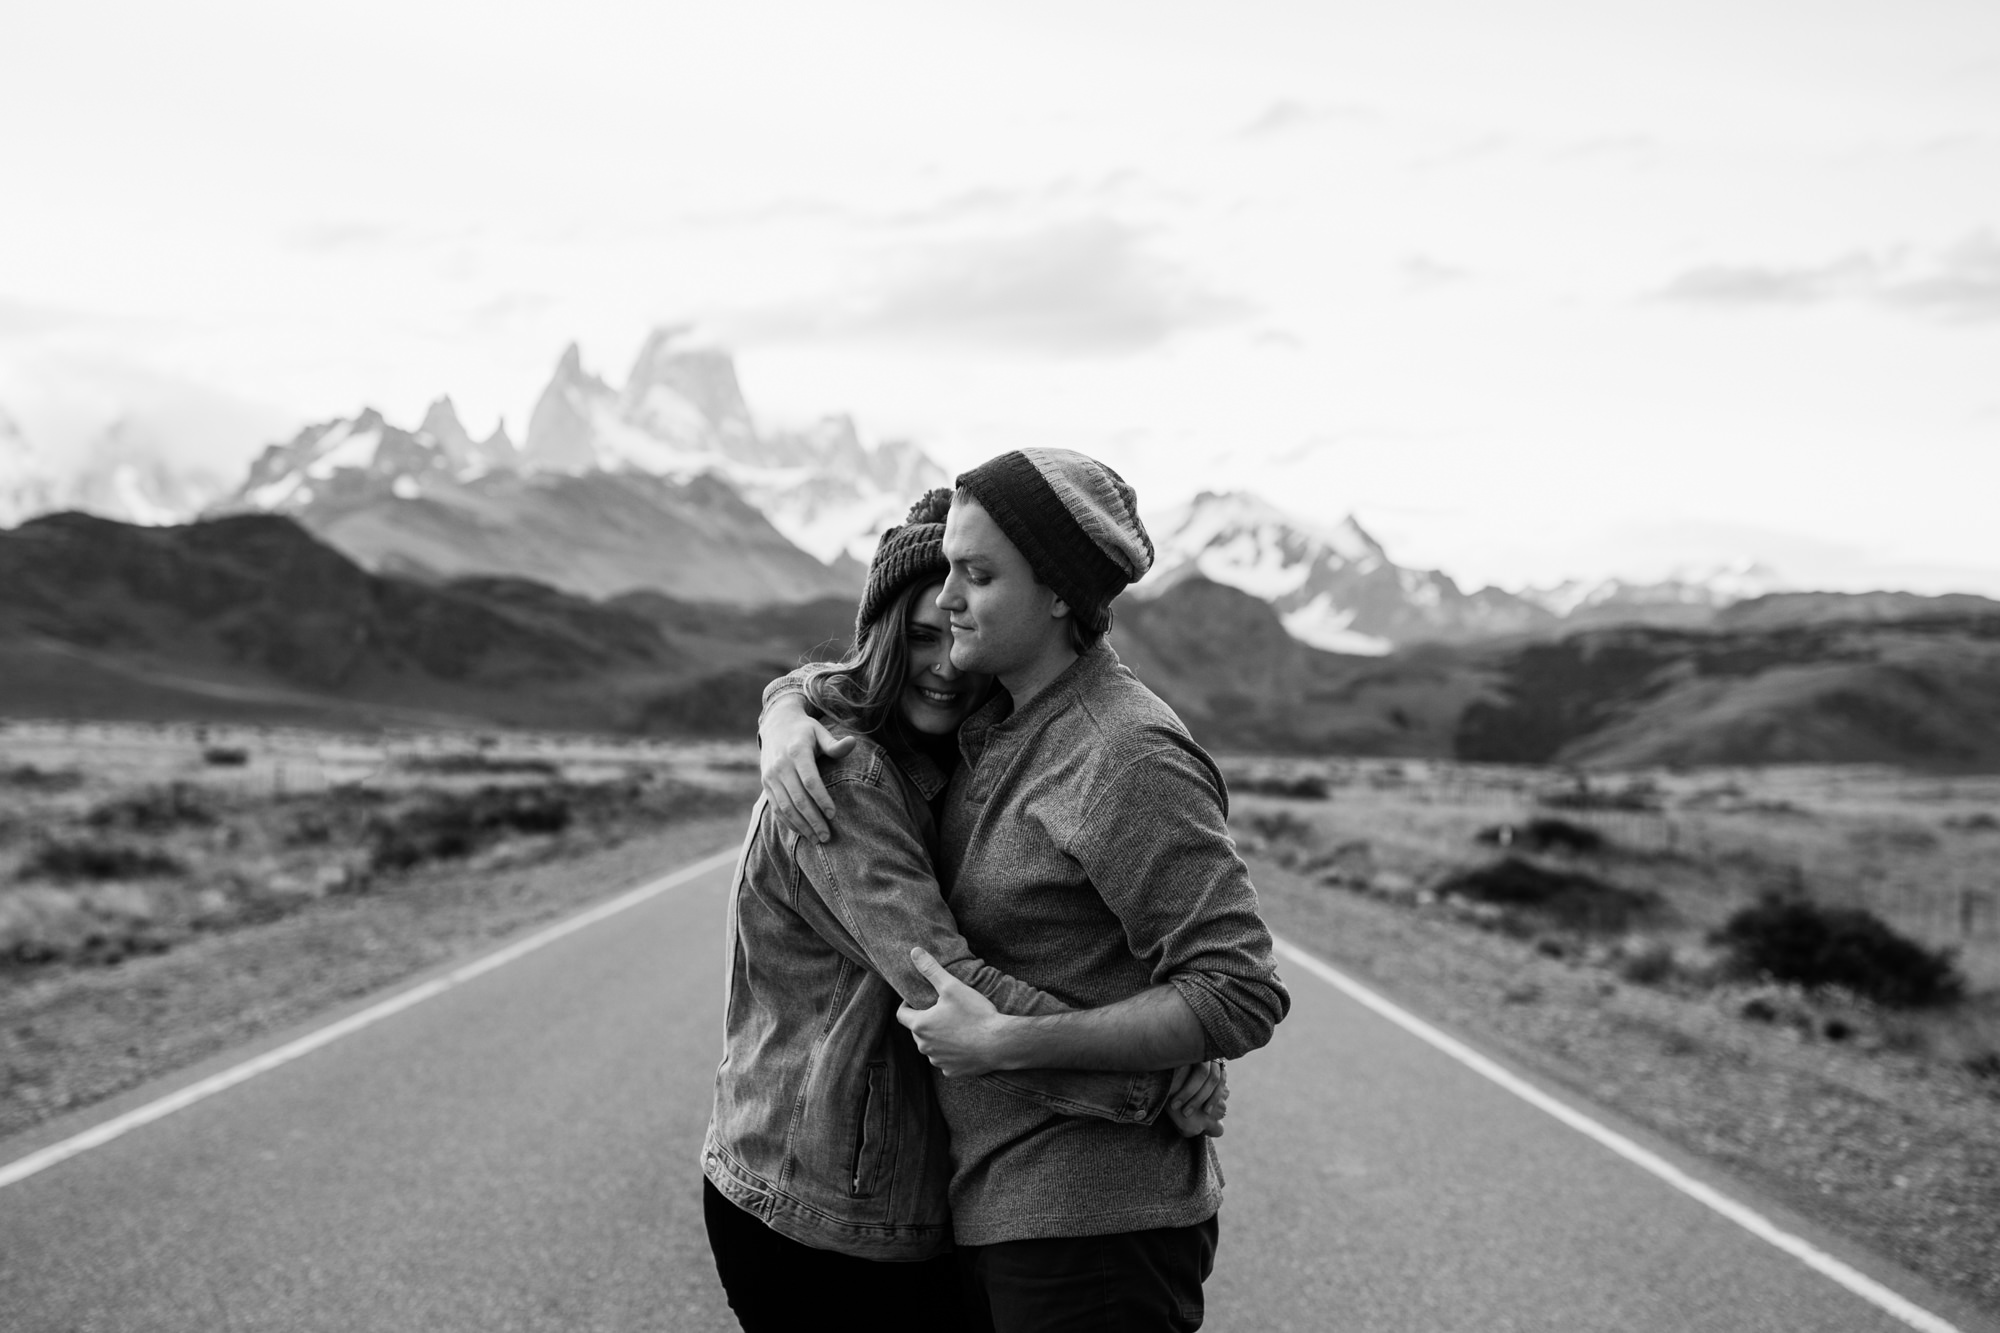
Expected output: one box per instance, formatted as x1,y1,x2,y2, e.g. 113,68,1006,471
899,581,992,735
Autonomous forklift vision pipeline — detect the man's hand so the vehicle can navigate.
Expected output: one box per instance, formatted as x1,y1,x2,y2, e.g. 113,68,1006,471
1165,1060,1228,1139
898,947,1015,1077
758,693,852,844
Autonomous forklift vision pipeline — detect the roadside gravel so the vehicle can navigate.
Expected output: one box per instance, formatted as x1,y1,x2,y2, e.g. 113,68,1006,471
0,811,748,1143
1249,850,2000,1320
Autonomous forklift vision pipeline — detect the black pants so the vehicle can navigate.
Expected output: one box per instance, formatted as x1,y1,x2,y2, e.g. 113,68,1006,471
703,1178,974,1332
957,1214,1220,1333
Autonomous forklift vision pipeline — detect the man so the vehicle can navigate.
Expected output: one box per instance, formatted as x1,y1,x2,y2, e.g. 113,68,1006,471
761,448,1288,1331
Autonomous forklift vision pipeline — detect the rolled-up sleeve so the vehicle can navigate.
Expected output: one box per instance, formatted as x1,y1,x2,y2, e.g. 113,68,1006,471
1070,742,1290,1060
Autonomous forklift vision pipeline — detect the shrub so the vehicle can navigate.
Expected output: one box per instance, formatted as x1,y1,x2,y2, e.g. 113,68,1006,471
1475,817,1605,854
86,783,217,832
1710,895,1964,1009
1235,774,1330,800
1539,780,1660,813
202,746,250,767
1246,811,1314,845
1436,857,1659,934
1,764,84,792
368,785,574,872
1618,939,1677,985
399,754,561,777
19,840,186,882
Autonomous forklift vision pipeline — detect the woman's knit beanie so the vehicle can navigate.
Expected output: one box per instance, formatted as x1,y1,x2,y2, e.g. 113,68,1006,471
855,488,953,641
953,449,1154,635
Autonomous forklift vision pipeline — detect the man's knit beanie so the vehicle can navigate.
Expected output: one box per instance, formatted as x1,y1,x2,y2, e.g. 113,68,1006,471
954,449,1154,634
855,488,953,641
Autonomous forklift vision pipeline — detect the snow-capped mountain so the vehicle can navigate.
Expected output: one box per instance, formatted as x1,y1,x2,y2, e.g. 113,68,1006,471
1522,562,1785,629
213,332,953,605
1134,491,1792,653
1135,492,1555,654
522,328,947,565
218,394,857,606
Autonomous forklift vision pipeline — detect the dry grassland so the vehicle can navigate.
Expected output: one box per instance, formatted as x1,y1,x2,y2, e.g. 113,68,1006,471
0,720,756,1139
1226,757,2000,1317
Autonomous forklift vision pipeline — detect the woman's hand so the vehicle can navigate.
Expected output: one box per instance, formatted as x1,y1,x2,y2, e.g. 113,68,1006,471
1165,1060,1229,1138
759,692,852,844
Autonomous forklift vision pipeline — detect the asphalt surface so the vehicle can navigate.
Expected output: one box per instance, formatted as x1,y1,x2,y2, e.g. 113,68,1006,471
2,853,1991,1332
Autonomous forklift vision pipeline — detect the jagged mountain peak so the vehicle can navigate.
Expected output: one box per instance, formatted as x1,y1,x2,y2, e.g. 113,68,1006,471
1168,490,1387,567
417,396,517,476
480,417,517,457
419,395,470,442
1137,488,1552,653
513,333,947,564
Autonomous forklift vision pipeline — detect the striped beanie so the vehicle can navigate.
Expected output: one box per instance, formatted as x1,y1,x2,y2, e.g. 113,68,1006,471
954,449,1154,635
855,488,953,640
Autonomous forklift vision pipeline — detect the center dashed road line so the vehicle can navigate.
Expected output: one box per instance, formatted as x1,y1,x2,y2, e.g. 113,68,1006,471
1272,935,1962,1333
0,847,740,1192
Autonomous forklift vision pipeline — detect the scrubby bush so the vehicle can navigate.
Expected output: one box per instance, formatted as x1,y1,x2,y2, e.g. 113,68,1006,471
1234,773,1330,800
399,754,561,777
1618,939,1677,985
86,783,216,832
1710,895,1964,1009
1539,780,1660,813
1436,857,1659,934
1475,817,1605,854
368,785,575,872
1,764,84,792
1944,812,1999,833
19,840,186,882
1246,810,1314,845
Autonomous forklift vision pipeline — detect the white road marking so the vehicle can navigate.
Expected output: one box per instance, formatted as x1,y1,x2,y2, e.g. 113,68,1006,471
1272,935,1963,1333
0,847,739,1191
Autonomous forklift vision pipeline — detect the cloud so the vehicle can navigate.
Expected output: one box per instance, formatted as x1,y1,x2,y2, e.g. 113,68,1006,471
1251,328,1305,350
1401,255,1471,291
285,221,403,252
464,291,556,331
1882,232,2000,322
734,220,1252,355
0,298,87,339
1238,99,1318,138
1235,99,1372,139
676,197,855,229
1661,255,1878,306
1660,232,2000,323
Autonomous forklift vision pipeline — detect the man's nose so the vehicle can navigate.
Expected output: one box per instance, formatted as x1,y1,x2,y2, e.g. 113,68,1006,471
937,575,965,609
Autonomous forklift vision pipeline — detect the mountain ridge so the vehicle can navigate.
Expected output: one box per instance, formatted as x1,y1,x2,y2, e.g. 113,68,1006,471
5,511,1998,770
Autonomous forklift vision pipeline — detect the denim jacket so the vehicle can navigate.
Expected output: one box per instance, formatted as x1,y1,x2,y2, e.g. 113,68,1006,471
701,730,1170,1260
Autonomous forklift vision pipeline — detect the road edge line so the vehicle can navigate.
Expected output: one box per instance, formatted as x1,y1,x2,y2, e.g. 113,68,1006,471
1271,934,1962,1333
0,846,739,1191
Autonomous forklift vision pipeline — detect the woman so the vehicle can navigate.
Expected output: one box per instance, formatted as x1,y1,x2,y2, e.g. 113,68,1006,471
701,491,1223,1332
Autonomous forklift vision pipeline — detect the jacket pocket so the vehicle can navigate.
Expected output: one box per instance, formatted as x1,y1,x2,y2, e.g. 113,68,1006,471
849,1061,888,1199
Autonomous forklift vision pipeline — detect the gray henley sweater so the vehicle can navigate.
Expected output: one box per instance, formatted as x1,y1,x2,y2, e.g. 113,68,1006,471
933,641,1290,1244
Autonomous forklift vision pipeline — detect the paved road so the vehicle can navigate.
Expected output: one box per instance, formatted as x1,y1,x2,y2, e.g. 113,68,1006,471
2,854,1990,1332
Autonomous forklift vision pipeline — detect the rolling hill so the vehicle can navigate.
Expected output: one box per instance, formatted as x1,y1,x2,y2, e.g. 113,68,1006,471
0,512,848,736
5,512,1998,769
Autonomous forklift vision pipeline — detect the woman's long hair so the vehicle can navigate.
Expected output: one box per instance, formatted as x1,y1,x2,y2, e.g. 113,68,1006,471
800,578,938,739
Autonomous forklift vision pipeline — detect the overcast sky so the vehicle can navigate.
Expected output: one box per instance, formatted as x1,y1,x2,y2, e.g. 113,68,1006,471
4,0,1997,592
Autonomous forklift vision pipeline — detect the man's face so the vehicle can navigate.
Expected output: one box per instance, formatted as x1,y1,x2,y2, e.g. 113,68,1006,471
938,496,1067,678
